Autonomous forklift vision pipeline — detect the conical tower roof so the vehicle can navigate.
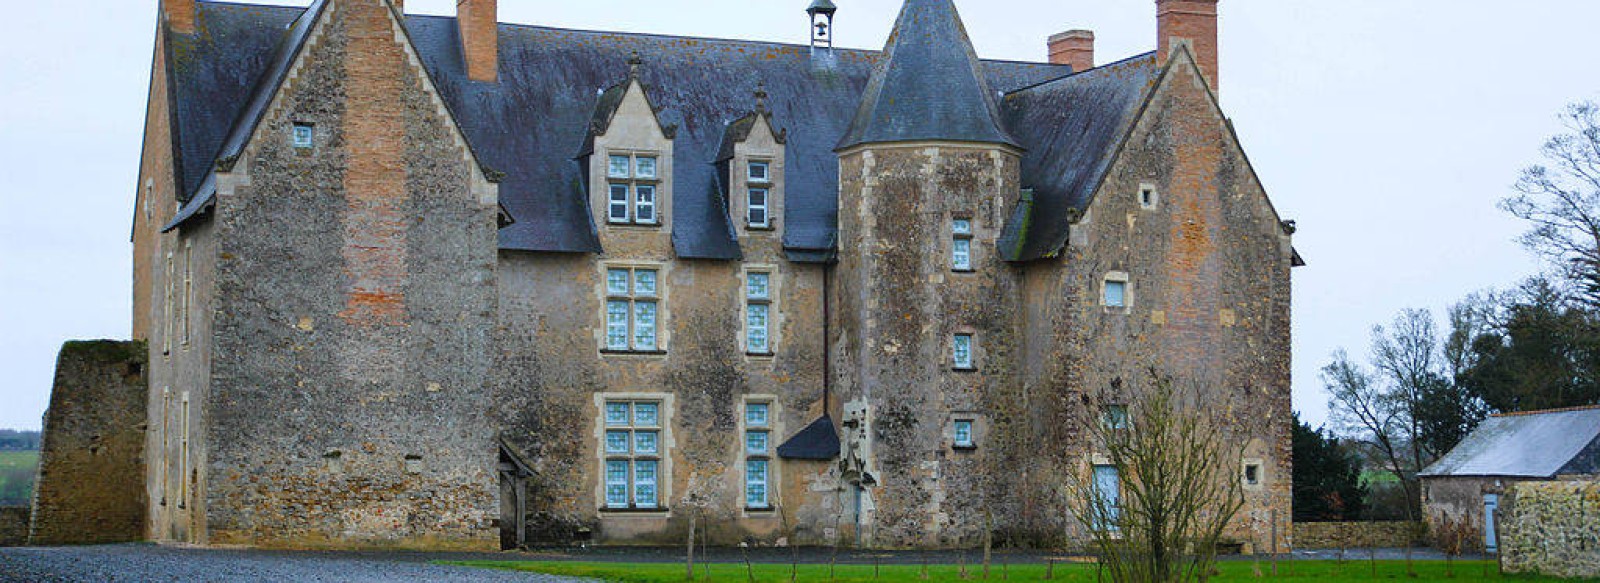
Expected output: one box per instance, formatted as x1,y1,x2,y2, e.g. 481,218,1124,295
836,0,1017,151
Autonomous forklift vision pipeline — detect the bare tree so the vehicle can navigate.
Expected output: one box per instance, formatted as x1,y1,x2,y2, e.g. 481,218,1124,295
1503,100,1600,310
1323,349,1417,518
1066,369,1248,583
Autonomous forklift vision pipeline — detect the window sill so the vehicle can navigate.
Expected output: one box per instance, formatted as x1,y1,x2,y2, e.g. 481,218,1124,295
952,367,978,373
600,506,670,514
745,506,777,514
602,349,668,357
746,352,775,358
606,222,664,230
746,225,777,232
951,268,976,274
953,444,978,452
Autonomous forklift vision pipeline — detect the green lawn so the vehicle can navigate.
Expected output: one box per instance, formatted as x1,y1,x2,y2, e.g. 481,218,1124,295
446,559,1585,582
0,450,39,506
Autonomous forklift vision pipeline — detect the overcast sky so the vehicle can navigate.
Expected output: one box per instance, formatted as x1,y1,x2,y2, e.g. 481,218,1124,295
1,0,1595,431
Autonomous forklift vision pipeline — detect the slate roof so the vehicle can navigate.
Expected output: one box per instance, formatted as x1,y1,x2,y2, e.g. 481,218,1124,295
836,0,1016,150
158,1,1188,262
777,415,841,460
998,52,1163,261
1419,406,1600,478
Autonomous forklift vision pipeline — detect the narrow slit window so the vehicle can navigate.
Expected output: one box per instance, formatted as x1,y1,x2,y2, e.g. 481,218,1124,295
292,123,314,149
744,401,772,509
952,219,973,271
745,272,773,354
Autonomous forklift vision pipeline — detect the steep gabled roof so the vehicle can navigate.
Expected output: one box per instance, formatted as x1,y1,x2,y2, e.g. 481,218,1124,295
1420,406,1600,478
836,0,1018,151
157,2,1079,255
997,52,1162,261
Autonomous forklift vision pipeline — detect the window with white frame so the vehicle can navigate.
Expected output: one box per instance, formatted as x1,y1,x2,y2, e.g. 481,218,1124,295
606,153,660,225
953,333,975,370
953,419,975,449
605,267,660,352
292,122,315,149
603,400,662,509
747,161,772,229
1103,273,1130,309
745,271,773,355
1092,464,1120,531
952,219,973,271
744,401,772,509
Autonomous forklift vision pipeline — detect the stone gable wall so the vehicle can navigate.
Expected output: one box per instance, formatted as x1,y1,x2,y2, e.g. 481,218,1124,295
29,341,149,546
1057,53,1293,549
1500,479,1600,579
202,0,499,550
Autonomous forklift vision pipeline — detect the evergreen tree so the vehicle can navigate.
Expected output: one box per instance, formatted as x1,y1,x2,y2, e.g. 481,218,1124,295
1291,413,1367,522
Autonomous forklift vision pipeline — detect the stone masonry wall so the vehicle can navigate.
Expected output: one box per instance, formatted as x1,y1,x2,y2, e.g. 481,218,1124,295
1500,479,1600,579
204,0,499,550
1055,50,1294,550
1292,521,1423,550
29,341,149,545
0,507,30,547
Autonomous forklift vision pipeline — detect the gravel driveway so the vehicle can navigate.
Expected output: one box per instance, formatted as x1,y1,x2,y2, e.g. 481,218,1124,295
0,544,586,582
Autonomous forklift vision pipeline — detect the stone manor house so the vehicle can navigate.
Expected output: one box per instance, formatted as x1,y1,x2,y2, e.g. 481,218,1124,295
124,0,1300,550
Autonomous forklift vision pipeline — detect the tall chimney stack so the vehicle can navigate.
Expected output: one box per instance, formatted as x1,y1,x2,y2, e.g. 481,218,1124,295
1157,0,1218,91
1047,30,1095,72
163,0,196,35
458,0,499,83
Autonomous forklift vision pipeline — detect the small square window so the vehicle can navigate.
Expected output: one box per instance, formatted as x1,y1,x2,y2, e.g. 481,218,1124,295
953,334,974,370
1244,463,1261,486
952,219,972,235
292,123,314,149
1104,280,1127,308
953,420,975,448
635,156,658,180
606,430,631,454
608,155,632,178
746,430,769,455
1103,405,1129,430
746,273,771,301
746,403,770,427
605,402,631,426
1139,184,1158,210
748,161,770,182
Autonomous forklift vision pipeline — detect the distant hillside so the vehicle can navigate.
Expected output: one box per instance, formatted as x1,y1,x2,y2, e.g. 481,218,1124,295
0,430,40,451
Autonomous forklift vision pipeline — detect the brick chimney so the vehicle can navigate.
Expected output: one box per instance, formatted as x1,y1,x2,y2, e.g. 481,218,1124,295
1157,0,1218,91
458,0,499,82
1047,30,1094,72
162,0,196,35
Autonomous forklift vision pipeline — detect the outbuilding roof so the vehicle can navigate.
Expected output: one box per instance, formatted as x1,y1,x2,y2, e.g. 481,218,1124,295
1419,406,1600,479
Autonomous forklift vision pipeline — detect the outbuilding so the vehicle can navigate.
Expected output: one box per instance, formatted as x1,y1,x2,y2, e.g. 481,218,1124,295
1419,406,1600,553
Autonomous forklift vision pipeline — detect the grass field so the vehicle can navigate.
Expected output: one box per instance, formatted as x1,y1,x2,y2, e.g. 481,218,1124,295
0,450,39,506
447,559,1583,582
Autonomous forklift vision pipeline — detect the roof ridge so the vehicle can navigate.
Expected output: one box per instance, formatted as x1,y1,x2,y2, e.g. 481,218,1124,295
1004,50,1160,97
1490,404,1600,418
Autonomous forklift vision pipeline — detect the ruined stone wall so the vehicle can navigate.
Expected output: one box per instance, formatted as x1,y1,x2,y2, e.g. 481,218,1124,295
202,0,499,550
1500,479,1600,579
1054,53,1294,550
1291,521,1423,550
29,341,149,546
0,507,29,547
833,143,1027,548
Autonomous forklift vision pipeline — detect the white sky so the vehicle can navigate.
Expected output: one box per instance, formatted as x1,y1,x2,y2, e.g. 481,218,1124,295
1,0,1594,431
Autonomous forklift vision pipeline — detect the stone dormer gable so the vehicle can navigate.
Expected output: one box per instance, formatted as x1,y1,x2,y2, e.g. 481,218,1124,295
582,60,678,237
837,0,1017,151
717,88,788,238
577,65,678,160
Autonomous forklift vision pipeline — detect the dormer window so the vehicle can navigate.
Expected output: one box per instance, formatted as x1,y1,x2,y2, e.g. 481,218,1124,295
606,152,660,226
748,161,770,183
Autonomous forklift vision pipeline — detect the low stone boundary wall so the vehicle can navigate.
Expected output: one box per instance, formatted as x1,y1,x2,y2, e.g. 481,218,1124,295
1292,521,1423,549
1500,480,1599,579
0,506,30,546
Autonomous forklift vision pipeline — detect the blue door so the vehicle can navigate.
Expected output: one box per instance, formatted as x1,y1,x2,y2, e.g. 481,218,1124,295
1483,494,1499,553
